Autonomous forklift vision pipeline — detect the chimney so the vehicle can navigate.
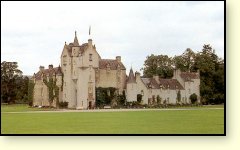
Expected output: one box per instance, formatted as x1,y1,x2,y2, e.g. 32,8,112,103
135,71,140,80
153,75,160,84
174,69,181,78
88,39,92,46
48,64,53,69
39,66,45,72
116,56,121,63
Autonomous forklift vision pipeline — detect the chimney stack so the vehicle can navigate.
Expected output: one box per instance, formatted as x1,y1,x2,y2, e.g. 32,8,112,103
88,39,92,46
116,56,121,63
135,71,140,80
153,75,160,84
39,66,45,72
48,64,53,69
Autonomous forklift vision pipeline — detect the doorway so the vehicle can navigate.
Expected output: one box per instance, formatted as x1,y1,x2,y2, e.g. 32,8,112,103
88,101,92,109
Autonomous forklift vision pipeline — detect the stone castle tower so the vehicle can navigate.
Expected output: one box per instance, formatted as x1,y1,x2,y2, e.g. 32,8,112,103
60,31,126,109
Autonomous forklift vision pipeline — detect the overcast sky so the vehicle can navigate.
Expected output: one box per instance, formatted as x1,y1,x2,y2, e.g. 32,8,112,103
1,1,224,75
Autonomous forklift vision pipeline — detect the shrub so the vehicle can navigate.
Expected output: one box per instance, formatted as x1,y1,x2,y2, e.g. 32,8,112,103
190,93,198,104
157,95,161,104
137,94,142,103
59,101,68,108
28,101,33,106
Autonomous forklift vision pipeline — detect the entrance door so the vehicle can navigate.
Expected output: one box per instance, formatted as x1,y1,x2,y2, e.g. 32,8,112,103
89,101,92,109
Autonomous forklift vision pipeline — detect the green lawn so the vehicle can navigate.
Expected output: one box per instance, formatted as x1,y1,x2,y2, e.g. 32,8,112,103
1,104,56,112
1,105,224,134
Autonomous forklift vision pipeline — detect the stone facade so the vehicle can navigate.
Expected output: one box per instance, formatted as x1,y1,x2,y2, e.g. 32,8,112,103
126,68,200,104
32,31,200,109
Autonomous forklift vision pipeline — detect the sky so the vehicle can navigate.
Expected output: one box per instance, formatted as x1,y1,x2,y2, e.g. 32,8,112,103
1,1,224,75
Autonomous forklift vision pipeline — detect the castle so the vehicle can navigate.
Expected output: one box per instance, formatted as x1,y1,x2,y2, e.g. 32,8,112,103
32,31,200,109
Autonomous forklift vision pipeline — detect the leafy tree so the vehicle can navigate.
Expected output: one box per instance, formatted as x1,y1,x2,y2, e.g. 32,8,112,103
28,80,35,106
194,44,224,104
1,61,23,104
95,87,117,107
173,48,196,72
142,54,174,78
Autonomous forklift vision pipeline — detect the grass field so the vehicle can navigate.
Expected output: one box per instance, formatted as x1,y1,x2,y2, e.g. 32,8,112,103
1,105,224,134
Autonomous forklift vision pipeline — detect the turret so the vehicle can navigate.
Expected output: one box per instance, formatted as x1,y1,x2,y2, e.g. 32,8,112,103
127,68,136,83
73,31,79,46
56,65,62,87
126,68,137,102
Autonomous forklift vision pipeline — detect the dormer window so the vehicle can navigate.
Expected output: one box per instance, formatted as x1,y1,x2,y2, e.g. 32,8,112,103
89,54,92,61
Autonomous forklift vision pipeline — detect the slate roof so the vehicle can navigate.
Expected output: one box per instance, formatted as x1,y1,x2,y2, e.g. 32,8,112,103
141,77,184,90
99,59,126,70
180,72,199,81
35,66,62,80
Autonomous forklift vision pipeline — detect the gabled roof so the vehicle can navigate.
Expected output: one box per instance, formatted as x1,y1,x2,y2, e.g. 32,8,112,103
158,78,184,90
180,72,199,82
99,59,126,70
34,67,62,80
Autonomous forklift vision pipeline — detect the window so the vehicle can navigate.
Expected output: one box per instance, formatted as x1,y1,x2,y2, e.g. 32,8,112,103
89,54,92,61
63,55,67,64
141,90,144,96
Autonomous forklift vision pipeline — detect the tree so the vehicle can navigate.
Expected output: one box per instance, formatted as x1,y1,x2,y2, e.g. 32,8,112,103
1,61,23,104
28,79,35,106
157,95,162,104
194,44,224,104
176,90,181,103
142,54,174,78
190,93,198,104
173,48,196,72
95,87,117,107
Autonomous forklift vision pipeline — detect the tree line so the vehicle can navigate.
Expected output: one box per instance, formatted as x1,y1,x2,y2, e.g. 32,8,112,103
1,61,29,104
141,44,224,104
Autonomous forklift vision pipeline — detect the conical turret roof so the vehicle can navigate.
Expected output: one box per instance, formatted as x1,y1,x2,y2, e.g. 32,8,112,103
127,68,136,83
73,31,79,46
